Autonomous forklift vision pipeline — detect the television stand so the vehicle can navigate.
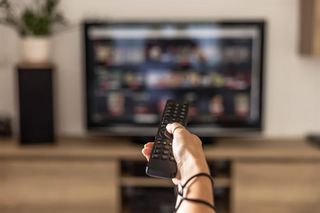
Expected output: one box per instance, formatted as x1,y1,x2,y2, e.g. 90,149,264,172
130,136,155,144
200,137,218,145
1,137,320,213
306,133,320,148
130,136,218,145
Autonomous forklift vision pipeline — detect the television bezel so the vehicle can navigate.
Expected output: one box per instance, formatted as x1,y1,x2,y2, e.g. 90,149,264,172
83,20,266,137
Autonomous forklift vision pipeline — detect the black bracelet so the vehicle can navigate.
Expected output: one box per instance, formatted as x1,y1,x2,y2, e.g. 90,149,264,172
173,173,216,212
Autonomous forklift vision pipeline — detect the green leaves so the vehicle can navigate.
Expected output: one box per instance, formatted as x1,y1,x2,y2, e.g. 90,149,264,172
44,0,58,16
0,0,20,29
0,0,9,8
52,12,66,25
0,0,66,36
22,8,50,35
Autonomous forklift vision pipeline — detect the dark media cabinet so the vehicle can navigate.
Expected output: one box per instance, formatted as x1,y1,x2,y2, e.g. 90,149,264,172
1,137,320,213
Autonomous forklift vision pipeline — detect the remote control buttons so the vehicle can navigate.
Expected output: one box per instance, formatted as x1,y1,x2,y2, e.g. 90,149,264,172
155,143,161,149
164,130,173,140
163,150,169,155
154,149,161,154
159,127,173,140
164,144,171,150
158,128,166,138
152,154,159,159
162,155,169,160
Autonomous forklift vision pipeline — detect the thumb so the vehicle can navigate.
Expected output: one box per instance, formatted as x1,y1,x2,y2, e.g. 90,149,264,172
166,122,186,136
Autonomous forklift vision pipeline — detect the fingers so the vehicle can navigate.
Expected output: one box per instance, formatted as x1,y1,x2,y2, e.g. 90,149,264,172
141,142,154,161
166,122,187,136
144,142,154,149
142,148,151,161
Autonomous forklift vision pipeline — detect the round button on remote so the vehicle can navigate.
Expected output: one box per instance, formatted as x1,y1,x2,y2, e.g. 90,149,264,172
164,130,173,140
163,150,169,155
164,145,171,150
162,155,169,160
152,154,159,159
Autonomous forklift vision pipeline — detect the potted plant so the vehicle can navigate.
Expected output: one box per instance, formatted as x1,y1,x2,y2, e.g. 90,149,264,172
0,0,66,64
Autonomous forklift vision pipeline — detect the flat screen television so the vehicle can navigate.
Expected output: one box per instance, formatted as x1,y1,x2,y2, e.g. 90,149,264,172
83,20,265,137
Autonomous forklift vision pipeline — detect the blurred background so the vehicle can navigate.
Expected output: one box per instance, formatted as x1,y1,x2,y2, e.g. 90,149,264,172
1,0,320,213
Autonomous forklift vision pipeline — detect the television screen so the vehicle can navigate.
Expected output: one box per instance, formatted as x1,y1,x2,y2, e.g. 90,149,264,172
84,21,265,136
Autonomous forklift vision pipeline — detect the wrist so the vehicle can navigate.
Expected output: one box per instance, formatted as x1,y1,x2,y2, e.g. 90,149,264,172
179,155,210,182
175,173,215,212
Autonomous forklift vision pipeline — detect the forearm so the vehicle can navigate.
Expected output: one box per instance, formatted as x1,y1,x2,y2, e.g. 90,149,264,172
175,157,215,213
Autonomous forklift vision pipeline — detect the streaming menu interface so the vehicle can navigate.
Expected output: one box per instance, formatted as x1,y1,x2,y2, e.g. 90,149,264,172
86,23,262,127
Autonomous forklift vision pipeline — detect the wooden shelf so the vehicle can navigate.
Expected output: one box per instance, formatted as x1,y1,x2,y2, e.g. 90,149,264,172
121,177,173,187
1,137,320,161
120,176,231,188
2,138,320,213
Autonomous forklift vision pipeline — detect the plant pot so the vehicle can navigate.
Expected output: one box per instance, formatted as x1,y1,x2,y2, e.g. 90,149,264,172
21,37,51,64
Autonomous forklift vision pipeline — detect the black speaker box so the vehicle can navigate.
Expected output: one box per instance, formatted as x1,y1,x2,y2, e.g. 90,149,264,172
306,134,320,148
17,65,55,144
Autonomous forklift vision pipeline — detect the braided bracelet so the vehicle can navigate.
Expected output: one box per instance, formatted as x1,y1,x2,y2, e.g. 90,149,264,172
173,173,216,212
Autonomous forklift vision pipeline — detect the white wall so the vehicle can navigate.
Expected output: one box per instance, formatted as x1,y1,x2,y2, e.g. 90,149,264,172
1,0,320,137
0,26,19,125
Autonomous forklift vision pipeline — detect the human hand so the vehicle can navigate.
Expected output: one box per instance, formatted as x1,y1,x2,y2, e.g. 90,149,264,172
142,122,210,184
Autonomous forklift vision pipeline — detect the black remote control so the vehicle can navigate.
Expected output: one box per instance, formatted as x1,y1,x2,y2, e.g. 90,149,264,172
146,100,189,179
